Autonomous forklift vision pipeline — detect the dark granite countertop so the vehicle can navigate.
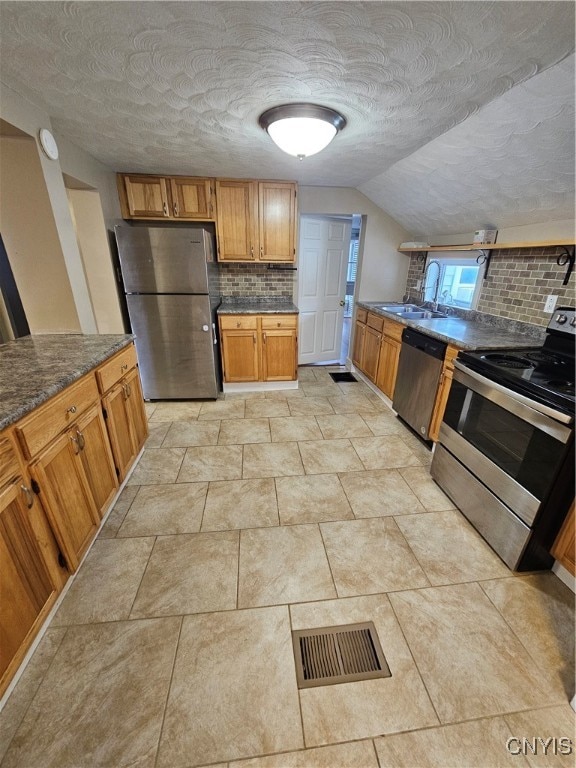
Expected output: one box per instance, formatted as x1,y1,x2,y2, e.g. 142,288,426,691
0,334,134,431
218,298,299,315
357,302,546,351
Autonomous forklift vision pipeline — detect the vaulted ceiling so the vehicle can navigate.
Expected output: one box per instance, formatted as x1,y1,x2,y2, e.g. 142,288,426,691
0,1,574,235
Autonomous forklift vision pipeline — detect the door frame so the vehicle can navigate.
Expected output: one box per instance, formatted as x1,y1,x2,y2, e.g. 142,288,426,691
295,213,363,366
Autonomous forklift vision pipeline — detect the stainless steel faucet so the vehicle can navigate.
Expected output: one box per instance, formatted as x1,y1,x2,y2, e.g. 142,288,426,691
422,259,441,310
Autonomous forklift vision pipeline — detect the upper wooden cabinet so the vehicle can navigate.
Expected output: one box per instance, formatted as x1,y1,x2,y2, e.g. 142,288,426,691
215,180,258,261
117,174,215,221
118,173,297,262
216,179,296,263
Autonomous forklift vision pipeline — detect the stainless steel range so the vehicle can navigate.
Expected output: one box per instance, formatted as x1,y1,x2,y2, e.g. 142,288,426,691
431,308,575,571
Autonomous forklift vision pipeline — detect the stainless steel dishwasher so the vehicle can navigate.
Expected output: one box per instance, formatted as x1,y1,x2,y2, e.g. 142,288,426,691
392,327,447,440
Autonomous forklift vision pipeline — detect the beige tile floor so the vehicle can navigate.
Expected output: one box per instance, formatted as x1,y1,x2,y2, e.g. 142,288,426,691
1,365,574,768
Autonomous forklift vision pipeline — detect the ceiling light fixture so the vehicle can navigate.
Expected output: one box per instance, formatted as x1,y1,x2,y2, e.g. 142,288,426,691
258,103,346,160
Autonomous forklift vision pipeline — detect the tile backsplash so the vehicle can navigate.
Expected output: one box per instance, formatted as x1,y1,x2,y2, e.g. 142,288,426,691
217,263,295,298
405,246,574,327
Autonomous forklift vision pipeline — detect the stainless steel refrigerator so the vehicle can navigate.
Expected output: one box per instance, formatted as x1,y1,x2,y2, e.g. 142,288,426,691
115,225,221,400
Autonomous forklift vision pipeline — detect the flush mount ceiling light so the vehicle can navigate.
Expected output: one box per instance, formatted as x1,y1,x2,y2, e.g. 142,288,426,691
258,103,346,160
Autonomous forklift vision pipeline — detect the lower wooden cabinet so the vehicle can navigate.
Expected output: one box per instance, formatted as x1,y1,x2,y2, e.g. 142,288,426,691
0,478,57,694
220,314,298,383
1,341,148,696
376,334,402,398
362,326,382,382
75,405,118,518
351,319,365,368
429,345,461,442
102,367,148,481
552,500,575,576
261,328,298,381
30,428,101,572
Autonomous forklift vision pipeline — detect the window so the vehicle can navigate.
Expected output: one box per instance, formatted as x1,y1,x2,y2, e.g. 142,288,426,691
422,254,485,309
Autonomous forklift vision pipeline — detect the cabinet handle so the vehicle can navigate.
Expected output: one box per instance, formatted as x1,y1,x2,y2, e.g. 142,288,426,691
121,363,128,371
76,430,85,450
20,484,34,509
173,203,179,216
253,333,256,344
123,382,132,399
250,245,254,257
163,202,168,216
260,245,263,257
263,332,267,344
70,435,80,454
277,322,281,327
67,405,77,414
236,322,241,328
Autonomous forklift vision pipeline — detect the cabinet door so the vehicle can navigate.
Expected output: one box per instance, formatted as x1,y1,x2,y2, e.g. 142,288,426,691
429,367,454,442
376,336,402,398
258,182,296,262
30,434,99,572
221,329,259,382
362,326,382,383
0,479,57,694
123,368,149,454
122,175,171,218
261,329,297,381
102,383,138,482
552,500,575,576
215,180,257,261
75,405,118,519
170,177,214,219
351,321,366,369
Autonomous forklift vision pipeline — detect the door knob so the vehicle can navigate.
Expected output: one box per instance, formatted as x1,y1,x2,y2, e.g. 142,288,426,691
339,300,345,306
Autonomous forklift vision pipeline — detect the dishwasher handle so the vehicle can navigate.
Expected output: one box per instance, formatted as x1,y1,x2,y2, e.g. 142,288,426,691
401,327,447,361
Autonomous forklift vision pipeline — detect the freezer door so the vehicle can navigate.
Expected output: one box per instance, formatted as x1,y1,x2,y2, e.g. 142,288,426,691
127,294,219,399
115,226,213,294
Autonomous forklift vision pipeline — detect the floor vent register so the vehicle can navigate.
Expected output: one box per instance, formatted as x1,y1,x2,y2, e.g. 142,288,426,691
292,622,391,689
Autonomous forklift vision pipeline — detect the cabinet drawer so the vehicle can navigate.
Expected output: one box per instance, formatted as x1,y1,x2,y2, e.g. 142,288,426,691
220,315,258,330
356,308,367,324
0,432,21,489
96,344,138,394
16,374,99,459
383,319,404,343
261,314,298,329
367,312,384,332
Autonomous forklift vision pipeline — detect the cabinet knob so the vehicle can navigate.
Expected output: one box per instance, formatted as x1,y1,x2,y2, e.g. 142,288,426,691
20,484,34,509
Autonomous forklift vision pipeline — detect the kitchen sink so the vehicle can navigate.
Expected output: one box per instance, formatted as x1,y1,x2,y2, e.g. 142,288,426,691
373,303,447,319
397,310,448,319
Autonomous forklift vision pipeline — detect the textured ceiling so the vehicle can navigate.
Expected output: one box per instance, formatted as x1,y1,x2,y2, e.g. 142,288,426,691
0,1,574,234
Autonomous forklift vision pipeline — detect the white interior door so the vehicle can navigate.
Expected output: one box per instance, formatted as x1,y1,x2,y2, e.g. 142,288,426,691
297,216,351,364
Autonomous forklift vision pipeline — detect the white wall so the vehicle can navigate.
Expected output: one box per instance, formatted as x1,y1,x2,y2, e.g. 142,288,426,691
0,83,124,333
0,135,82,333
299,186,411,301
427,218,575,246
67,189,124,333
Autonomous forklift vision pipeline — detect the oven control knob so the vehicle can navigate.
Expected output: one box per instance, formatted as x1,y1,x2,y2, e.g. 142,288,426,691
570,317,576,327
555,314,568,325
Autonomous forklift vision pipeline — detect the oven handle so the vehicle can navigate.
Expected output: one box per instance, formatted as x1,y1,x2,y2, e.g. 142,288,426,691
453,361,573,439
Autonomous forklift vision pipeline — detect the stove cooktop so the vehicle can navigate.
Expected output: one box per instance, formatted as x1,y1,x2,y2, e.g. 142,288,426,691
459,308,575,418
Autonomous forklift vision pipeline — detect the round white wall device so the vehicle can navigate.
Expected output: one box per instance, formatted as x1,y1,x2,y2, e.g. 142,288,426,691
38,128,59,160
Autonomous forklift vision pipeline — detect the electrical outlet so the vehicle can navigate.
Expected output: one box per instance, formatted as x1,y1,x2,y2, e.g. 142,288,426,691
544,295,558,313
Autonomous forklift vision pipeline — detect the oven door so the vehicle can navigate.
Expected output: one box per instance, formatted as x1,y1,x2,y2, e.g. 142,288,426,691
439,362,572,526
